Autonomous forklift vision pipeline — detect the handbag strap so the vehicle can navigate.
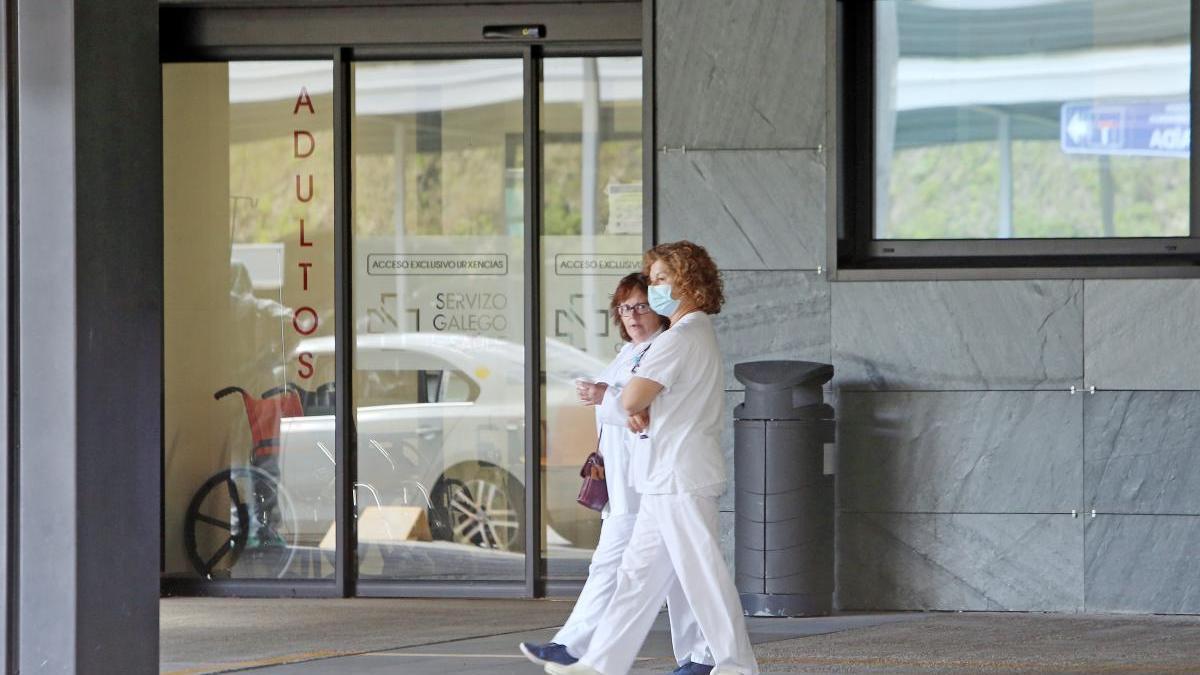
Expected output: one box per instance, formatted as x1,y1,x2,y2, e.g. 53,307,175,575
581,428,605,479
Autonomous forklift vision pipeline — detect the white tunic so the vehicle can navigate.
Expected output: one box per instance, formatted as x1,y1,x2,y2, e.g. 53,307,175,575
628,312,726,496
591,332,660,517
576,312,757,675
553,329,712,665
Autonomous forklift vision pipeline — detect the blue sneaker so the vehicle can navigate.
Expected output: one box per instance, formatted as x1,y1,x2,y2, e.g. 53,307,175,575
519,642,578,666
670,662,714,675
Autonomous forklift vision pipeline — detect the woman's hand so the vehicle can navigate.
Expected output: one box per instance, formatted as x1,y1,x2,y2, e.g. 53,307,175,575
575,380,608,406
627,409,650,434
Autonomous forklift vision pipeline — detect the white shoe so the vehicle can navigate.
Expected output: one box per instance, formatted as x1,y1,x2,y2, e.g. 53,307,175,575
544,661,602,675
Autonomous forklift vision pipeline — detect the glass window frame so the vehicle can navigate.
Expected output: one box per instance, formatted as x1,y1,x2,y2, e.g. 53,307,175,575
159,1,651,600
837,0,1200,278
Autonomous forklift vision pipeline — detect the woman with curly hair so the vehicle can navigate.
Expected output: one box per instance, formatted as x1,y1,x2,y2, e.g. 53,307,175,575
520,272,714,672
547,241,758,675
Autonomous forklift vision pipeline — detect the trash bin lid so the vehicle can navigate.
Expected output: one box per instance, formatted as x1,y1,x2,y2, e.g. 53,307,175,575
734,360,833,390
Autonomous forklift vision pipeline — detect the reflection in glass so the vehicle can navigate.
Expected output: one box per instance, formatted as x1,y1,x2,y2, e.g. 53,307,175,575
876,0,1189,239
163,61,336,580
539,57,645,579
352,60,528,581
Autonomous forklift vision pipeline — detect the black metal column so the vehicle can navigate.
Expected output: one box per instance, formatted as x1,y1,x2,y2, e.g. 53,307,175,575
1,0,13,667
14,0,161,671
333,47,358,597
642,0,656,251
522,46,544,598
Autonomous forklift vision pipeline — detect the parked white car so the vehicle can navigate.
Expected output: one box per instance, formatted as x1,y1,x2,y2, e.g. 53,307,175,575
274,331,608,555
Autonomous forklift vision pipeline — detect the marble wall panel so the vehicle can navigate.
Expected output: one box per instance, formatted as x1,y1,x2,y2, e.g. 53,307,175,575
1085,391,1200,515
1084,280,1200,390
837,513,1083,612
839,391,1082,513
832,281,1083,391
1085,515,1200,614
657,0,826,148
658,150,826,271
713,270,831,391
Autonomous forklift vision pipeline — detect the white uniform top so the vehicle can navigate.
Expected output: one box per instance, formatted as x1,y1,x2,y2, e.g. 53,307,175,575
627,311,726,496
592,332,661,517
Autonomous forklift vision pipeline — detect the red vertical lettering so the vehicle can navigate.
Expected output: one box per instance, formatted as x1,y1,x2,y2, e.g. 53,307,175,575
296,175,313,202
297,352,315,379
293,86,317,380
294,130,315,158
298,262,313,291
293,87,315,115
299,218,313,247
293,306,319,336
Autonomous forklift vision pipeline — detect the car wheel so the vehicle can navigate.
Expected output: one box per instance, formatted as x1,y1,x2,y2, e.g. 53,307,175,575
432,462,525,553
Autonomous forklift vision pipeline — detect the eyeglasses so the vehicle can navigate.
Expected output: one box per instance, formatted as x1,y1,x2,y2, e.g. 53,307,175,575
616,302,653,316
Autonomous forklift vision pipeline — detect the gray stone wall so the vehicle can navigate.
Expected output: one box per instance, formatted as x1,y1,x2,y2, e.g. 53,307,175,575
656,0,1200,614
1080,283,1200,613
655,0,831,575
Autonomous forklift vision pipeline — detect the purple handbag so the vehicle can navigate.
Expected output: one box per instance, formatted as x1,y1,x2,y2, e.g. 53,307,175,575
577,430,609,511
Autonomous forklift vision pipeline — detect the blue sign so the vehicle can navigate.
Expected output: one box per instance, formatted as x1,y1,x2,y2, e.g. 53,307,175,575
1060,101,1190,158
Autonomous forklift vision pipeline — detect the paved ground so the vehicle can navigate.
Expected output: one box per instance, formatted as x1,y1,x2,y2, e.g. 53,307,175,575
161,598,1200,674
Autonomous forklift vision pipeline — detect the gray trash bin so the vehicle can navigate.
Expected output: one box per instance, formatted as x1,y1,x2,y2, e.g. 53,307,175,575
734,360,835,617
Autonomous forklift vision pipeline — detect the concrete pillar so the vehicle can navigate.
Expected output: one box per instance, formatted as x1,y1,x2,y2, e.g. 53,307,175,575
12,0,160,671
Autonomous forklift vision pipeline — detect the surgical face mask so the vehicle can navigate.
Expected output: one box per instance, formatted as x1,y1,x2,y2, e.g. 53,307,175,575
648,283,680,317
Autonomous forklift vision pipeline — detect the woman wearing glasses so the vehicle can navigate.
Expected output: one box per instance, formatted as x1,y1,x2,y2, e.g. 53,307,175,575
547,241,757,675
521,272,715,675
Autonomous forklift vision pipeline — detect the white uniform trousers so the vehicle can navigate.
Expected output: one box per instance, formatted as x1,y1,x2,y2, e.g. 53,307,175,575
580,493,758,675
553,513,713,666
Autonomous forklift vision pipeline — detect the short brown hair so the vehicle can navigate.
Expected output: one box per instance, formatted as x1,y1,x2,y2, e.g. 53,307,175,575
609,272,670,342
643,240,724,315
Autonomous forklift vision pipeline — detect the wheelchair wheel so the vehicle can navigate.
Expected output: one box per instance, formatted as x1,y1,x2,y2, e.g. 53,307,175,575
183,466,300,579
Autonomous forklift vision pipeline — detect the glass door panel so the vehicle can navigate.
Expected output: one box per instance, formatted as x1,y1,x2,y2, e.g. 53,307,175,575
163,61,337,580
352,60,527,581
539,57,645,578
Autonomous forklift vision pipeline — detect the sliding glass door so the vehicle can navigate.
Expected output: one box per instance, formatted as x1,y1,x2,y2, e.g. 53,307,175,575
540,57,645,580
351,59,528,582
163,61,338,582
162,36,644,596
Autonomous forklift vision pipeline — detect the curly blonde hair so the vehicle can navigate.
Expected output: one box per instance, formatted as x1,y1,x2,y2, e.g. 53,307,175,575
643,240,724,315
